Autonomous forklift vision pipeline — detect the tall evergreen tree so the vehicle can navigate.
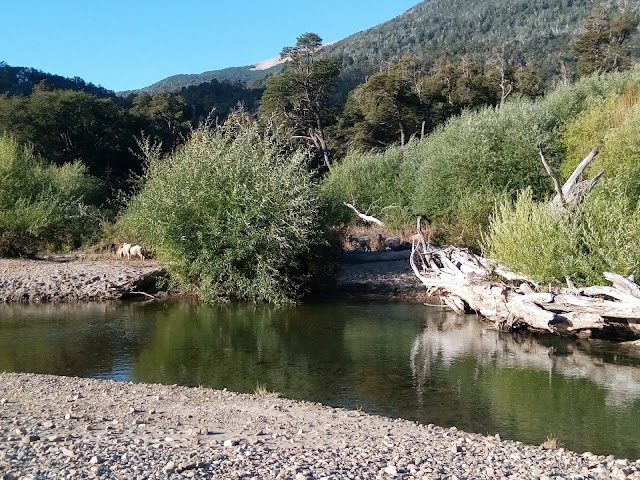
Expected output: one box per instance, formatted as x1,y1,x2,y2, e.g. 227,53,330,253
260,33,340,169
572,6,639,76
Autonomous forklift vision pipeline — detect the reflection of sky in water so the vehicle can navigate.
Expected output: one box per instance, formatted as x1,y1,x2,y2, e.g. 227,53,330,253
410,316,640,407
94,356,135,382
3,300,640,458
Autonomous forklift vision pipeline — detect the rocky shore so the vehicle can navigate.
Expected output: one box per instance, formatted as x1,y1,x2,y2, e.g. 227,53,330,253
333,251,429,302
0,258,165,303
0,251,429,304
1,373,638,480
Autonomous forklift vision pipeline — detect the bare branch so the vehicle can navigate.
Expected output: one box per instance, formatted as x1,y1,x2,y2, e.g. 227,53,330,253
538,145,567,209
343,203,385,226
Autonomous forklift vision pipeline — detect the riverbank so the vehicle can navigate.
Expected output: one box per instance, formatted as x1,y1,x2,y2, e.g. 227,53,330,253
0,258,166,303
0,373,635,480
0,251,429,304
332,250,430,302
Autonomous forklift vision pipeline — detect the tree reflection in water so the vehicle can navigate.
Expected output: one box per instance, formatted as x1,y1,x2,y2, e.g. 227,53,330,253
2,300,640,458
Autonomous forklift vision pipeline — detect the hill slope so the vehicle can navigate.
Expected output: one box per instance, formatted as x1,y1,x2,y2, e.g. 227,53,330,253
122,0,637,95
118,63,284,97
326,0,637,80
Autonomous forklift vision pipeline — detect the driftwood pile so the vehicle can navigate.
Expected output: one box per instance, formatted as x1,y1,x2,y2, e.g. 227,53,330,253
409,147,640,339
410,237,640,338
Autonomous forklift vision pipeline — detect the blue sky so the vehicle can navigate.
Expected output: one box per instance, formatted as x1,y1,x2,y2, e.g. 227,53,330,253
3,1,420,92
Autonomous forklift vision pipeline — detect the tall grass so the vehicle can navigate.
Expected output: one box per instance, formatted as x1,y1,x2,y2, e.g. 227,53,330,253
118,114,323,303
0,135,102,257
485,189,577,284
486,185,640,286
560,82,640,202
541,66,640,128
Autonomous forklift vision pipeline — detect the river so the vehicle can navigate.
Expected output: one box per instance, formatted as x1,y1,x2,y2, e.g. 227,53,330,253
1,300,640,459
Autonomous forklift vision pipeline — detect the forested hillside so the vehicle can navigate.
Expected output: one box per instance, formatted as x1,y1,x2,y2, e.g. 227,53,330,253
122,0,639,95
329,0,638,87
118,64,282,97
0,62,115,98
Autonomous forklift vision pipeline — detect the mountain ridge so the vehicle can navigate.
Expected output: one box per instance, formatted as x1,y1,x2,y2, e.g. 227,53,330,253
124,0,636,96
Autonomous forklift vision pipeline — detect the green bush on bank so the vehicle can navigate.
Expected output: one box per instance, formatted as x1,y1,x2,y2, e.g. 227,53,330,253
541,67,640,130
319,143,419,228
411,99,561,219
560,83,640,203
322,69,640,256
118,114,322,303
0,135,102,257
484,70,640,283
486,185,640,286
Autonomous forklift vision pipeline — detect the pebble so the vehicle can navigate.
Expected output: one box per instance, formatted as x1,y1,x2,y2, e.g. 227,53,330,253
0,372,631,480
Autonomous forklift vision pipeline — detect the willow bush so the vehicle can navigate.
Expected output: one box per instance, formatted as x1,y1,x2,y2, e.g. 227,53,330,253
560,83,640,202
0,135,101,256
486,185,640,286
541,67,640,130
118,115,322,303
319,143,418,228
485,189,577,284
412,99,561,218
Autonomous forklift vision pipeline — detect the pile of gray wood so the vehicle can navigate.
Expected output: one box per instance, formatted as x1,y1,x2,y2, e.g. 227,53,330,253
409,147,640,339
410,237,640,338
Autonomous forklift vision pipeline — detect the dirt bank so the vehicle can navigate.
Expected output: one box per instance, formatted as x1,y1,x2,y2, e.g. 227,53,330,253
0,258,165,303
0,373,633,479
332,250,430,302
0,250,429,304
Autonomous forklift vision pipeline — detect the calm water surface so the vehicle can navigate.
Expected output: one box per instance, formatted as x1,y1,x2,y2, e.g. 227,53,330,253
1,300,640,459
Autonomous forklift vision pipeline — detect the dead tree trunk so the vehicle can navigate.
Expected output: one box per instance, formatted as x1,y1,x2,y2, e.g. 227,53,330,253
409,148,640,339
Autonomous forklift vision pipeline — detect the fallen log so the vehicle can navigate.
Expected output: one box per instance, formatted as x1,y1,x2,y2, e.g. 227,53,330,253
410,222,640,338
343,202,384,226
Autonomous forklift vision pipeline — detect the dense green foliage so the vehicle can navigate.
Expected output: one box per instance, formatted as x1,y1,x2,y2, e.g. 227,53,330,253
572,6,639,76
260,33,340,169
323,98,562,247
118,115,322,303
485,68,640,285
320,144,418,227
486,186,640,285
178,79,264,126
411,99,560,217
0,84,139,186
0,135,102,256
0,62,115,98
338,66,424,150
326,0,639,88
558,73,640,202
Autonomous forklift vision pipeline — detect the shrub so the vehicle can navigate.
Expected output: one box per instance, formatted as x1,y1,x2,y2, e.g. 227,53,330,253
485,189,577,284
572,184,640,283
0,135,102,256
319,142,419,228
118,114,322,303
560,83,640,202
541,67,640,128
412,99,560,220
485,184,640,286
430,187,509,250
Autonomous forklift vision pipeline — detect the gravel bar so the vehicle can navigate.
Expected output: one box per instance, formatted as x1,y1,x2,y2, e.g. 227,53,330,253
1,373,638,479
0,259,164,303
